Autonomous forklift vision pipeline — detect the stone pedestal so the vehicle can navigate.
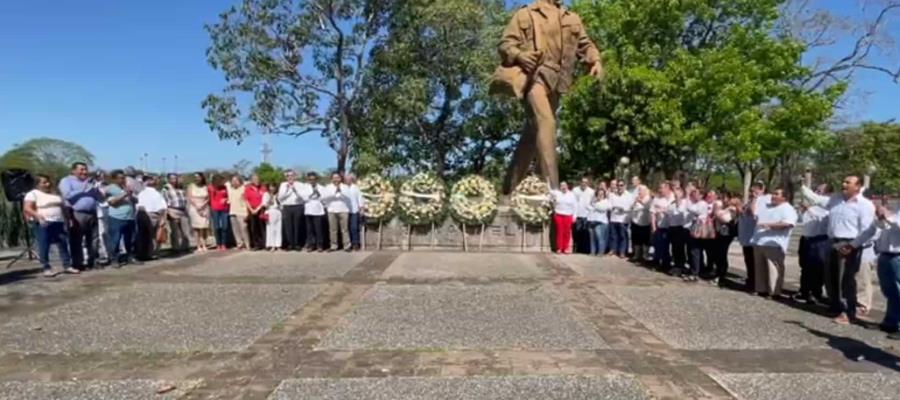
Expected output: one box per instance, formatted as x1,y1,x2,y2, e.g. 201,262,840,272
362,206,551,252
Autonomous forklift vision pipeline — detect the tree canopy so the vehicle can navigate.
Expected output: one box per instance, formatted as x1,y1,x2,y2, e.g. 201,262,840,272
0,137,95,180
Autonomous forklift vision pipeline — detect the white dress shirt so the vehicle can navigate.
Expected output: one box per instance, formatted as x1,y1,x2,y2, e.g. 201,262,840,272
666,199,690,228
137,187,168,214
800,205,829,237
802,186,875,240
278,181,307,206
738,194,772,246
651,196,674,229
630,196,651,226
572,186,595,218
323,183,352,213
551,190,577,216
300,183,326,216
687,200,710,225
587,199,611,223
346,184,363,213
608,191,633,223
751,202,798,252
852,209,900,253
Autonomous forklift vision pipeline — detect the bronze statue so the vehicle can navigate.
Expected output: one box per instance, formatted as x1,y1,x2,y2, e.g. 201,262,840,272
492,0,603,193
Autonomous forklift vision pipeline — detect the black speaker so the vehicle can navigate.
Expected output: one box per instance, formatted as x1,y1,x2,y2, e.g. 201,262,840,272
1,169,35,202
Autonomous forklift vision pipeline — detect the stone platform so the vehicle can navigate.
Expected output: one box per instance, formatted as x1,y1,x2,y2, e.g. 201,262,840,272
1,250,899,399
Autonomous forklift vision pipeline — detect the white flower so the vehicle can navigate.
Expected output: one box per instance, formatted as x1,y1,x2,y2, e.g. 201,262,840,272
398,173,446,225
359,174,396,222
450,175,498,225
511,175,551,225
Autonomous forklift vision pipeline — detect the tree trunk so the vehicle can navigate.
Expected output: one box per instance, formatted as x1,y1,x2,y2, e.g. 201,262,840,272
741,165,752,202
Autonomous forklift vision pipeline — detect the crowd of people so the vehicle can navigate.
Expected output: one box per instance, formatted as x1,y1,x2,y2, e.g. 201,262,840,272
22,163,366,277
548,174,900,340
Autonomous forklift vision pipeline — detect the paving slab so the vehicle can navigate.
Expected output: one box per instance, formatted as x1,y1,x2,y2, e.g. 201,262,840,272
269,376,648,400
318,284,608,350
0,379,199,400
602,286,890,350
557,255,661,280
173,252,370,279
710,372,900,400
0,283,321,354
382,253,546,280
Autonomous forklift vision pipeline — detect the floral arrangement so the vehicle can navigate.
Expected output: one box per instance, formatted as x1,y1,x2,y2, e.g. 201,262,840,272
511,175,551,225
398,172,446,225
450,175,498,225
358,174,396,223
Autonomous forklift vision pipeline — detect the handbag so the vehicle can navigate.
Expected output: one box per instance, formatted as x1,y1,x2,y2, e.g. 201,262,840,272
155,221,168,244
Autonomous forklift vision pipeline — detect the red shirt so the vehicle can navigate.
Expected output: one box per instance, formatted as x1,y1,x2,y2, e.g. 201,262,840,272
209,185,229,212
244,184,265,209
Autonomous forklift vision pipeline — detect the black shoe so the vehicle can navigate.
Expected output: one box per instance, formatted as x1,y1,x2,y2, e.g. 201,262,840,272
791,293,811,304
888,331,900,341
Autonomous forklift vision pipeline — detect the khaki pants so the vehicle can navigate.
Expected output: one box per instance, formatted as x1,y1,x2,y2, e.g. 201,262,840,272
167,208,192,251
857,254,875,311
328,212,350,250
229,214,250,247
505,83,561,191
754,246,786,296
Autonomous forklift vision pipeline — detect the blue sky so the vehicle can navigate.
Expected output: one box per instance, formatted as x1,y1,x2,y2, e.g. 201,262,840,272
1,0,897,173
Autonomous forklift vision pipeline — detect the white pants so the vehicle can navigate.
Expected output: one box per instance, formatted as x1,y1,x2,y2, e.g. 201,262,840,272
266,209,282,248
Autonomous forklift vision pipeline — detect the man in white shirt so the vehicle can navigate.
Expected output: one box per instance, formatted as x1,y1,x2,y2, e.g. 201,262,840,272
300,172,327,251
324,172,352,252
751,189,798,297
572,177,595,254
608,180,633,258
801,174,876,324
344,174,365,250
846,203,900,340
651,182,674,270
136,176,168,260
550,182,578,254
278,170,308,251
795,184,830,303
739,182,771,292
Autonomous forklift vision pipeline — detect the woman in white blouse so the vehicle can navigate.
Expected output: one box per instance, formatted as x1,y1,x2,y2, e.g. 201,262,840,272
263,184,282,251
587,188,612,256
23,174,80,277
630,185,653,263
550,181,578,254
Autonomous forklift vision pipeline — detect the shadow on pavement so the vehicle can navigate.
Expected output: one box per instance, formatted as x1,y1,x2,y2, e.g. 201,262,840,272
785,320,900,373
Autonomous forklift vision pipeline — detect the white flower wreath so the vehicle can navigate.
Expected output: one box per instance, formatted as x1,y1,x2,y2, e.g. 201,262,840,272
398,173,446,225
450,175,498,225
511,175,552,225
358,174,396,223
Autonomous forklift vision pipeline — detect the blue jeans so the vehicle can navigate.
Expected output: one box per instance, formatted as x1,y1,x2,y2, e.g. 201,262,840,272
33,221,71,270
349,213,361,247
652,228,671,269
106,217,135,264
211,210,230,246
877,254,900,330
589,222,609,255
609,222,628,256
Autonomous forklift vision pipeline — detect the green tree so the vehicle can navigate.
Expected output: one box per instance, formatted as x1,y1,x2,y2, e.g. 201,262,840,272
814,122,900,195
354,0,519,179
204,0,390,172
253,162,286,186
0,137,95,180
561,0,839,199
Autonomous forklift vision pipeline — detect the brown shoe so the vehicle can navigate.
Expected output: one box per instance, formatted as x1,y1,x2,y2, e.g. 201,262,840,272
833,313,850,325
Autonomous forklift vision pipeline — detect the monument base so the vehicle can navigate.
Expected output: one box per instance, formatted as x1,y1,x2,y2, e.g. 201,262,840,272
362,206,551,252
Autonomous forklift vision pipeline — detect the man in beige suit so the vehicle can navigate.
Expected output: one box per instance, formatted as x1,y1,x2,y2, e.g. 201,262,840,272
497,0,603,193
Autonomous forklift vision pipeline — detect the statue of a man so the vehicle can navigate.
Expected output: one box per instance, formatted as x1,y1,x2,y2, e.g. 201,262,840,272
494,0,603,193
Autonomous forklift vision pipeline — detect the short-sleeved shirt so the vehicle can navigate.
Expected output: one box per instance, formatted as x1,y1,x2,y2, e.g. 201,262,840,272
105,184,135,220
751,202,798,252
24,189,65,222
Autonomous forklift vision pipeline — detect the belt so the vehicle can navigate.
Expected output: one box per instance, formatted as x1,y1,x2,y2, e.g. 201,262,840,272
803,235,828,240
73,209,95,215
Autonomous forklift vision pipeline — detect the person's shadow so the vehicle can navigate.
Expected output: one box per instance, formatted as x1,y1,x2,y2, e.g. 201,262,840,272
785,320,900,372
